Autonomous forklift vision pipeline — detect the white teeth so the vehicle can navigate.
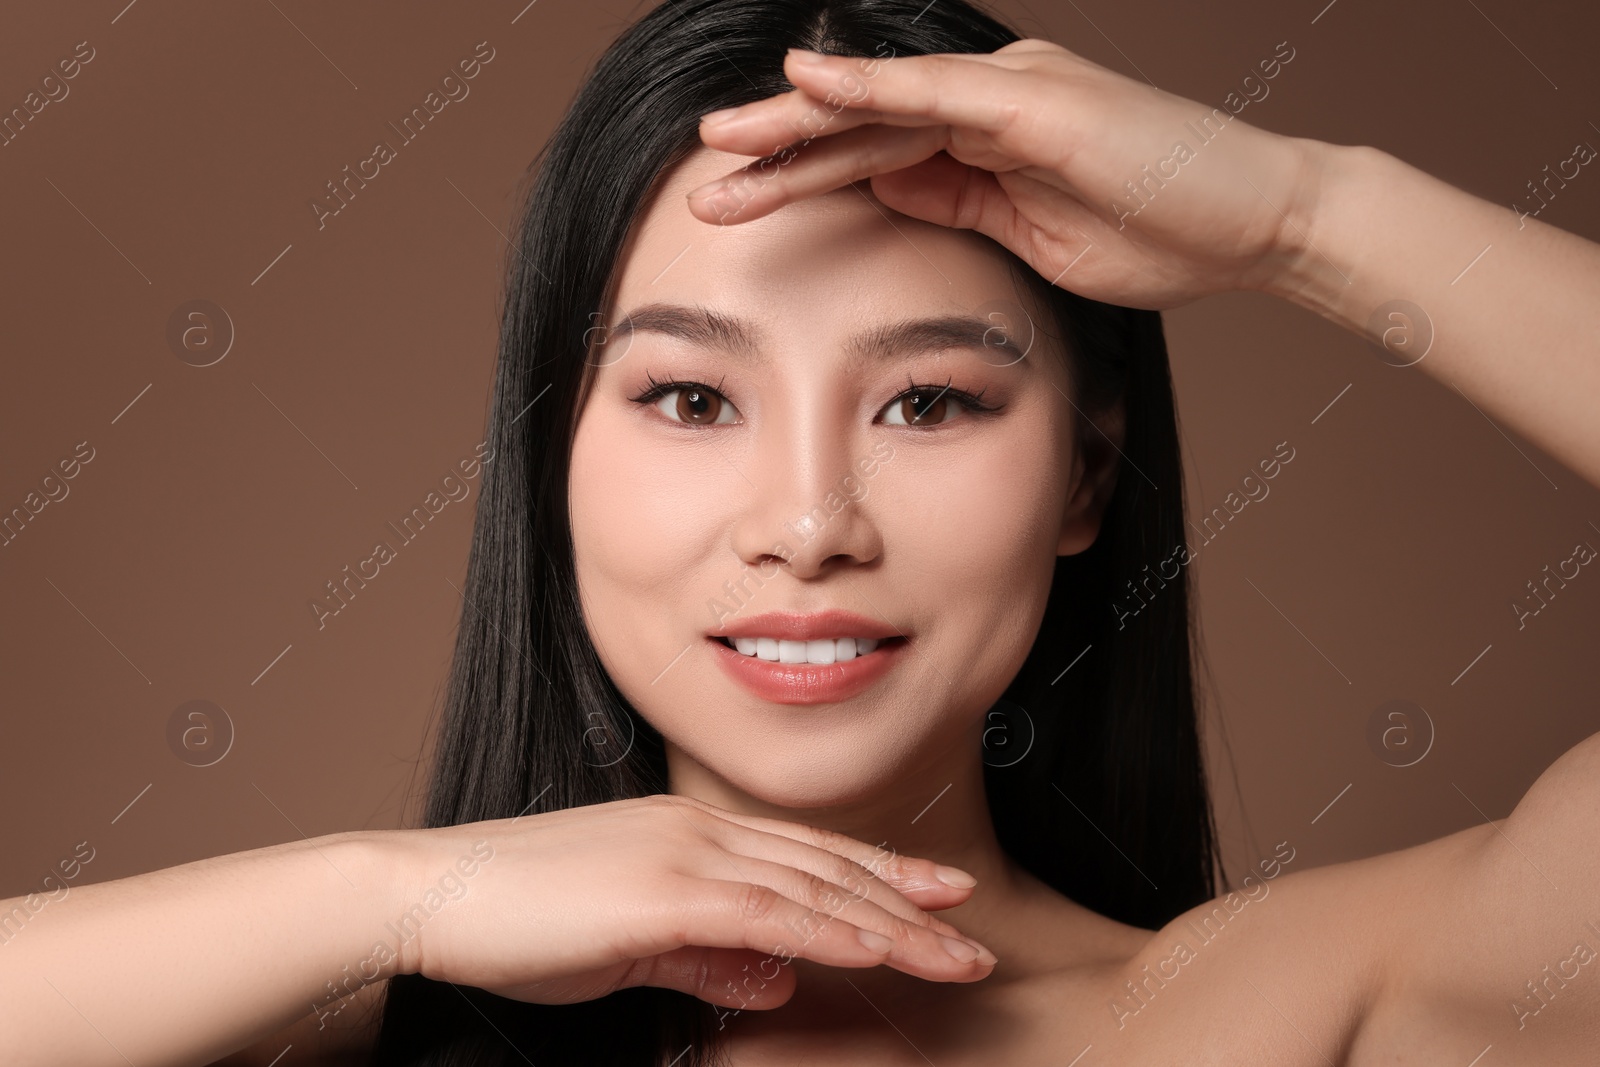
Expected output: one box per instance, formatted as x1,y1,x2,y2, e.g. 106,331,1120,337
726,636,883,663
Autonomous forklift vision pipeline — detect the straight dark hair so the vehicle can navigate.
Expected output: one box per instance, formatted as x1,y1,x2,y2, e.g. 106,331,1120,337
371,0,1223,1062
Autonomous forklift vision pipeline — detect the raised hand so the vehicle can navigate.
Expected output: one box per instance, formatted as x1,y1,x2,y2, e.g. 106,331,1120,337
688,39,1320,311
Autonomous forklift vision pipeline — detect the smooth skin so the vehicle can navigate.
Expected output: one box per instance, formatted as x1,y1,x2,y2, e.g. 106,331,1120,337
2,39,1597,1067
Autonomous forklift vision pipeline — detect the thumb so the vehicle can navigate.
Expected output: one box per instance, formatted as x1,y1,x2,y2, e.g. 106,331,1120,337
870,151,1109,291
867,150,1018,242
620,947,799,1009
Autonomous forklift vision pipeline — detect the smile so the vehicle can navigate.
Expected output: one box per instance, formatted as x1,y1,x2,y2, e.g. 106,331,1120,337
707,635,908,705
715,635,883,664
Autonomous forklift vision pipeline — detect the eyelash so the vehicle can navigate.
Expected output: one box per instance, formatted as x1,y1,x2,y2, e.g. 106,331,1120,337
629,372,1003,428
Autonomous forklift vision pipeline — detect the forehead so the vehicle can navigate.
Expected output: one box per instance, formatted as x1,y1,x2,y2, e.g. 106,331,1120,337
609,146,1033,334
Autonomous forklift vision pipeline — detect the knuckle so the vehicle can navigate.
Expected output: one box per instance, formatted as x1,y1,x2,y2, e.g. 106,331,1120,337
735,882,782,925
831,856,878,902
861,842,905,881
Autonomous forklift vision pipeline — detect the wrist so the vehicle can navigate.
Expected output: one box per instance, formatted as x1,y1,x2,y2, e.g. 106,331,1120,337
330,828,435,982
1253,137,1380,322
347,826,501,981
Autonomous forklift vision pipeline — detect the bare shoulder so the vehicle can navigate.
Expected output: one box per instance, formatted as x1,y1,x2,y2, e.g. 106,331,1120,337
1100,834,1397,1061
207,979,387,1066
1097,734,1600,1062
1348,729,1600,1060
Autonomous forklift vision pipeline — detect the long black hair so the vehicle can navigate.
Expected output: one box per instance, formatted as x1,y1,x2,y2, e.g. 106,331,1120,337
370,0,1222,1062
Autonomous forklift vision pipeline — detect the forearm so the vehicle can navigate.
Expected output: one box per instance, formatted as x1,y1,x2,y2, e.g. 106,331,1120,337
1263,140,1600,488
0,830,408,1067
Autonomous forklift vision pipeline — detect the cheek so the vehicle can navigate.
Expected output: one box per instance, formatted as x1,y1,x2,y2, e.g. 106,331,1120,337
568,405,731,696
884,433,1067,681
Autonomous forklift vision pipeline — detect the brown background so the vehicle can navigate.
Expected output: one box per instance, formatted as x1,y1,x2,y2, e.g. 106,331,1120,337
2,0,1597,903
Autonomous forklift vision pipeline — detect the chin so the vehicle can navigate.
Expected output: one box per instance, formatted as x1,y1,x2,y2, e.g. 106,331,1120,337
673,736,910,812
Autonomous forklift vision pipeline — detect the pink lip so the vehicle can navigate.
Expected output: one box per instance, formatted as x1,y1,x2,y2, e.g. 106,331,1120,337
711,609,903,642
709,635,908,705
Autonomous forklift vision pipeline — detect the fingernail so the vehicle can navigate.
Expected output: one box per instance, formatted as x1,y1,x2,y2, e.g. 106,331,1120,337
700,107,741,126
857,928,894,953
786,47,829,68
686,178,727,201
939,935,979,963
973,942,998,966
933,864,977,888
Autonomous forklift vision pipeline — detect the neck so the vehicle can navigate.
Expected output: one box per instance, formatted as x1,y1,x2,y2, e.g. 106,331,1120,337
665,718,1018,891
663,721,1054,1006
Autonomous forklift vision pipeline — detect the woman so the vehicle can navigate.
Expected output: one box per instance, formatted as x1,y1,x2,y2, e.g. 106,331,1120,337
5,0,1597,1063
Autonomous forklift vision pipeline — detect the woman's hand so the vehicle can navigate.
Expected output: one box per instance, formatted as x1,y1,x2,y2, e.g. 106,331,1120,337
687,39,1322,310
395,794,995,1009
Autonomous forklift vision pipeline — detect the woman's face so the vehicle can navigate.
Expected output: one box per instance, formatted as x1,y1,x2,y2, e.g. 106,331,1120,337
569,146,1112,810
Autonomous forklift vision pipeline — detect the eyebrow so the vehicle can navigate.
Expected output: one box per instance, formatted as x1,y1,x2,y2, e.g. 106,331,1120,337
608,301,1031,369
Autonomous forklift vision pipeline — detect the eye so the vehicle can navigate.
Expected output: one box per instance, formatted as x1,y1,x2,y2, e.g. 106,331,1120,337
879,378,999,427
632,375,742,426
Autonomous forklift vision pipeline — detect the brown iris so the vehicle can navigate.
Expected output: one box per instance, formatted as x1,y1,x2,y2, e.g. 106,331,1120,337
677,386,724,424
898,390,948,426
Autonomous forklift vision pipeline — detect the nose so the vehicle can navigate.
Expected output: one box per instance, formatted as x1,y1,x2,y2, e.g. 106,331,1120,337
728,412,883,580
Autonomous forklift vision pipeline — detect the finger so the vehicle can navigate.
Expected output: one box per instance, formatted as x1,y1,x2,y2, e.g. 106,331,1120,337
670,797,978,900
867,149,1023,241
724,856,997,979
654,877,904,975
698,85,924,153
687,122,949,225
621,946,799,1010
778,49,1025,134
691,813,981,941
871,154,1112,292
679,876,993,984
697,42,1074,151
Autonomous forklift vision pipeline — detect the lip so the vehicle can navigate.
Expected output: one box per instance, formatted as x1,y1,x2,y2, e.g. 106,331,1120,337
710,609,903,642
709,634,908,705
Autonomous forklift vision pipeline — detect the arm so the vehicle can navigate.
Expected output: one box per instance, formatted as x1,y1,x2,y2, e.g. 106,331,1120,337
0,831,406,1067
1264,141,1600,489
1363,730,1600,1054
687,44,1600,487
1,797,996,1066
